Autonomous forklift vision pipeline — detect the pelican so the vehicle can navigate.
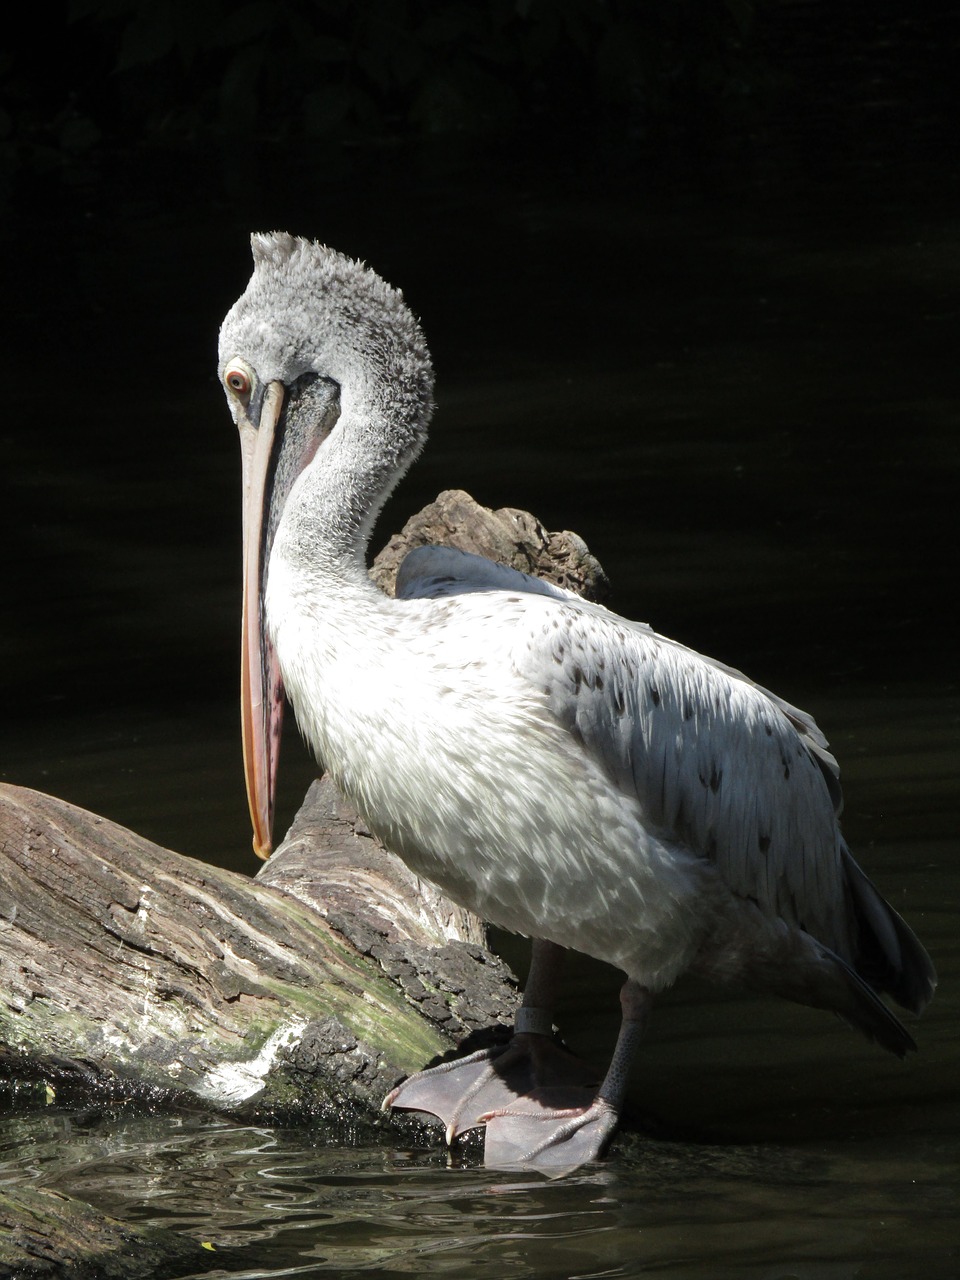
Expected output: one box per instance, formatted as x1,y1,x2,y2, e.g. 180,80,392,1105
219,233,935,1172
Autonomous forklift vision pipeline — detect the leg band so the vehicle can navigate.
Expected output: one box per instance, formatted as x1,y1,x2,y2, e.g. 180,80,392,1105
515,1006,555,1036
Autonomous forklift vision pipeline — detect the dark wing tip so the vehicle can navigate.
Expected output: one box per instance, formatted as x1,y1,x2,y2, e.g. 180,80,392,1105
843,849,937,1016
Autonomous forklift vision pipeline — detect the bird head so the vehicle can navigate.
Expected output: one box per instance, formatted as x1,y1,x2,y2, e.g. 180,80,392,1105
218,233,434,857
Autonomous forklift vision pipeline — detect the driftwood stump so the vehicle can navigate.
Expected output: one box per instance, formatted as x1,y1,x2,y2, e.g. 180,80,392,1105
0,491,607,1122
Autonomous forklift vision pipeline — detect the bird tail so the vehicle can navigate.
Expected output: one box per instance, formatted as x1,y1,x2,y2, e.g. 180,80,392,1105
842,847,937,1017
748,847,936,1058
825,949,921,1058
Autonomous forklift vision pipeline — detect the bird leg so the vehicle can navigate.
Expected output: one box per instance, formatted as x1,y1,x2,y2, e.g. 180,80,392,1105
521,936,567,1011
479,978,652,1173
383,940,599,1153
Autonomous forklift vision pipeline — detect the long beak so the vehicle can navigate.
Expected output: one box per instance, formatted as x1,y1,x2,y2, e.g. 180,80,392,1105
239,381,286,858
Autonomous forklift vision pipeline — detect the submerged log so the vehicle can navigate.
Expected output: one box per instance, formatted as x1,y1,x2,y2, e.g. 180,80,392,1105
0,492,608,1121
0,1183,214,1280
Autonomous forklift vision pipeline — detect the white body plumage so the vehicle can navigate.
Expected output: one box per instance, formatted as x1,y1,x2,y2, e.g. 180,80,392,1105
267,539,848,996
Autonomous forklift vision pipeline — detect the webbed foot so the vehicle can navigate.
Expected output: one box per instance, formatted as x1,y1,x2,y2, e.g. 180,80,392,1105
481,1091,620,1174
383,1044,518,1142
383,1033,602,1163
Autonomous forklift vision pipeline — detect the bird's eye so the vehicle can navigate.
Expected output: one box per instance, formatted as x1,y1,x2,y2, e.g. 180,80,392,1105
224,359,255,404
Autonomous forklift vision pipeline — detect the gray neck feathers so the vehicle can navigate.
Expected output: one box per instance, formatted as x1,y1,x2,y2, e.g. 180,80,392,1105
275,397,425,585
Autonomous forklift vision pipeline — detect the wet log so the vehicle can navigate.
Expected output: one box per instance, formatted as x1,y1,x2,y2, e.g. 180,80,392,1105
0,492,608,1120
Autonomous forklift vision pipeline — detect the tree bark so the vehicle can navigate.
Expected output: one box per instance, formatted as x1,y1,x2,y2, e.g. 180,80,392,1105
369,487,609,602
0,492,607,1122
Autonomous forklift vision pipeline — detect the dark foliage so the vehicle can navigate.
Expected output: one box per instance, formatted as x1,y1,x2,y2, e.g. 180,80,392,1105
2,0,762,169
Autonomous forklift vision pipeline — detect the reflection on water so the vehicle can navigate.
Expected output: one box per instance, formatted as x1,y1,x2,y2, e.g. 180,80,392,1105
0,1105,956,1278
